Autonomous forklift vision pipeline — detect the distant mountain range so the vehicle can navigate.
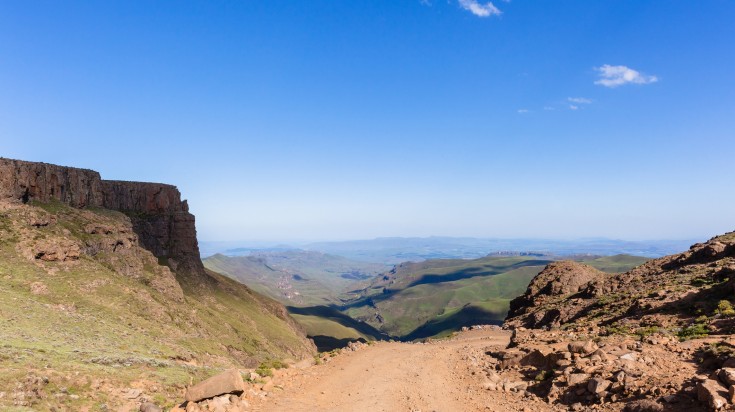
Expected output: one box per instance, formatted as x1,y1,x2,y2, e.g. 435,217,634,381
200,236,698,263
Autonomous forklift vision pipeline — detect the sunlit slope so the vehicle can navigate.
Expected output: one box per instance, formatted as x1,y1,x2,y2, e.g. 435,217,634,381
341,254,648,339
0,201,314,410
203,251,388,306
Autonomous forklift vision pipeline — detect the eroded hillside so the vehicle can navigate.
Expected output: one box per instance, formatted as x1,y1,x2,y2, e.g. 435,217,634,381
0,159,315,411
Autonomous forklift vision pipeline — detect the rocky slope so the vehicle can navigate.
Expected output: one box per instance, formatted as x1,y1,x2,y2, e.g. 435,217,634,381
483,232,735,411
0,158,315,411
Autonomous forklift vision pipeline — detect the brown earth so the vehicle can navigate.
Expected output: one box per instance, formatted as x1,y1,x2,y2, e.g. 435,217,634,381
246,328,553,412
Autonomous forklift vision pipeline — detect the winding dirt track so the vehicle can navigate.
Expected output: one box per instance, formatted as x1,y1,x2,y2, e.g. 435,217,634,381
251,329,550,412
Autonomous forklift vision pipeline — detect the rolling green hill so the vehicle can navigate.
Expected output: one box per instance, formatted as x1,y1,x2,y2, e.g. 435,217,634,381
203,251,388,306
579,254,649,273
339,254,649,339
205,250,650,346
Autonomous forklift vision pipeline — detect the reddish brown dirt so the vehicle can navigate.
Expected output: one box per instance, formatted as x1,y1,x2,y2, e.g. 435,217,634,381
250,329,553,412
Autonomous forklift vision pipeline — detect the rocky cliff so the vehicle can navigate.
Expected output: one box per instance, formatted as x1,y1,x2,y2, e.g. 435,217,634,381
0,157,316,410
0,157,103,207
0,157,204,276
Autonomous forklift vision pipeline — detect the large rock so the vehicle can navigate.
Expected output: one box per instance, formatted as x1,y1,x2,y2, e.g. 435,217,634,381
587,377,611,394
568,340,598,355
506,261,605,328
698,379,728,410
718,368,735,386
185,369,245,402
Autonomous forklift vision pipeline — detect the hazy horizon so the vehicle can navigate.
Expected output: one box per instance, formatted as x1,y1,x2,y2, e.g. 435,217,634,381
3,1,734,241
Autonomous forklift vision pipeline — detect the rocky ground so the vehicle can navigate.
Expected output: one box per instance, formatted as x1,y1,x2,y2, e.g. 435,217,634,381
164,327,553,412
492,231,735,411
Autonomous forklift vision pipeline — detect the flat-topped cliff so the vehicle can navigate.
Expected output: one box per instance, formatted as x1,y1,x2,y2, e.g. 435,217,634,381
0,157,203,275
0,157,316,410
0,158,103,207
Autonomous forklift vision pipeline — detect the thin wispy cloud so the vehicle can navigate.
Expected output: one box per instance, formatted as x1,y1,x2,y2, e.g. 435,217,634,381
568,97,592,104
458,0,502,17
517,109,529,114
595,65,658,88
569,105,579,111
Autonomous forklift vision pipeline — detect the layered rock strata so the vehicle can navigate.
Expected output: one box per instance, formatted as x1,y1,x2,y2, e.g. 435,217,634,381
0,157,204,275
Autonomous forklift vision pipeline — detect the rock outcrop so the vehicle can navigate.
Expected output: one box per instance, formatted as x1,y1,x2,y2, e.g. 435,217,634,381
101,180,204,276
506,261,605,329
0,158,103,207
494,232,735,411
0,158,204,276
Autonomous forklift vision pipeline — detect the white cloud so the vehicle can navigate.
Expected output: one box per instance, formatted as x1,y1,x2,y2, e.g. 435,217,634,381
543,106,555,111
594,65,658,88
458,0,502,17
568,97,592,104
569,105,579,110
517,109,529,114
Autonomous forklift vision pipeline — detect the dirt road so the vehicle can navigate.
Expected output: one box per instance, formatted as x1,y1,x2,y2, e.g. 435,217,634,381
250,329,553,412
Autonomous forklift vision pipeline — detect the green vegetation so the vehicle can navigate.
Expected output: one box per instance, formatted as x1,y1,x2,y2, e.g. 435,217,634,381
203,252,388,306
717,300,735,317
535,370,552,381
0,201,314,410
254,360,287,377
635,326,661,340
336,254,647,340
579,254,649,273
678,322,710,340
341,256,550,337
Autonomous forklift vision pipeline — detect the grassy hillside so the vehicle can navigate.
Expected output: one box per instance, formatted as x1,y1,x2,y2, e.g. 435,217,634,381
203,252,388,306
0,201,314,411
580,253,649,273
341,256,553,337
340,254,649,339
286,305,389,351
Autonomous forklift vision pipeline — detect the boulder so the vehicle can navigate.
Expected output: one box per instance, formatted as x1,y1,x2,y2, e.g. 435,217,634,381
185,369,245,403
718,368,735,386
587,378,611,394
567,373,590,386
568,340,598,355
698,379,727,410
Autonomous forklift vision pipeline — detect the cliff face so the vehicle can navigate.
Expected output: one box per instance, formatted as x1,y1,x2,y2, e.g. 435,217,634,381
101,180,204,275
0,158,103,207
0,158,204,276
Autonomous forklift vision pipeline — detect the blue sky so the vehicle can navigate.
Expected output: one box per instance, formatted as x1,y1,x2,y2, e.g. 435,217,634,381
2,1,734,241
